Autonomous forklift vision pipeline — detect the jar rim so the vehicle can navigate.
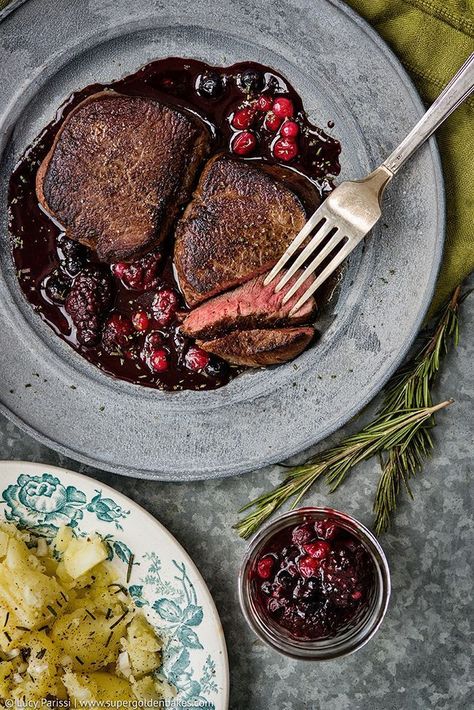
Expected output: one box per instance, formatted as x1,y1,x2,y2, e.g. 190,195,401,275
238,506,391,660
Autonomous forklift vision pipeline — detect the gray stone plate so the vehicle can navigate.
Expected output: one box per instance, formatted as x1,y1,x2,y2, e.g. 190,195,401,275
0,0,444,481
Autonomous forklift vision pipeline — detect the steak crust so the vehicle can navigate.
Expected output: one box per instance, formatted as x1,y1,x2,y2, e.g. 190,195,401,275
36,91,210,262
197,326,314,367
174,155,307,306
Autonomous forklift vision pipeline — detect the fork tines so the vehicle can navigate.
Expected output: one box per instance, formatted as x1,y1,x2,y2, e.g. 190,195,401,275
264,204,348,315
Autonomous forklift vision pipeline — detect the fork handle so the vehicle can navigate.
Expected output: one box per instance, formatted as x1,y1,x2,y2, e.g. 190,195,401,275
382,52,474,175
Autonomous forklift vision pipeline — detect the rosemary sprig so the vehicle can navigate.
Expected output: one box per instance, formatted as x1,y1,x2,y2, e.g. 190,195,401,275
235,287,465,539
371,286,463,533
235,401,452,539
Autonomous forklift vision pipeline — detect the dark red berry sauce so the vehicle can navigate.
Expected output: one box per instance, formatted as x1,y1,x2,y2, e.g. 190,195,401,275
252,515,375,640
8,58,341,392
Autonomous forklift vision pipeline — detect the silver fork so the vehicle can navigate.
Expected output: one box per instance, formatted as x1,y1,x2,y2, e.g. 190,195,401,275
264,52,474,315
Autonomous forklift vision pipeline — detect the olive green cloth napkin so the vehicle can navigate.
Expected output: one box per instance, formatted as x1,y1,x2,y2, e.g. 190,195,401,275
1,0,472,308
345,0,474,310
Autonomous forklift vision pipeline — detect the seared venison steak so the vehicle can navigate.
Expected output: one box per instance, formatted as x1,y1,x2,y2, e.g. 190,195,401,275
174,155,307,306
182,270,316,340
197,326,314,367
36,91,210,263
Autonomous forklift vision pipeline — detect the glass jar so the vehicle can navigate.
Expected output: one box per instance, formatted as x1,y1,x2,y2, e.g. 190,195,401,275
238,507,391,660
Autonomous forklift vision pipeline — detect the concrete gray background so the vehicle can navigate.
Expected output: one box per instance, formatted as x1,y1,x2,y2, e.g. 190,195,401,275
0,280,472,710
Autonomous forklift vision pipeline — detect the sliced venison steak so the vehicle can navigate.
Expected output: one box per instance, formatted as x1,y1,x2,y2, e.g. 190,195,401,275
36,91,210,262
182,270,316,340
174,155,307,306
197,326,314,367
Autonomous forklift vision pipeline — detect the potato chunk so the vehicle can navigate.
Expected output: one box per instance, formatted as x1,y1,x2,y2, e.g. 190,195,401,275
62,535,108,579
122,615,162,678
53,525,74,553
63,671,135,702
0,537,68,646
0,521,170,701
51,607,131,671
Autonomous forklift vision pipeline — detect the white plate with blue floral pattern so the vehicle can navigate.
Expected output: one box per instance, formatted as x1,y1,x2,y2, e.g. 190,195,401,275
0,461,229,709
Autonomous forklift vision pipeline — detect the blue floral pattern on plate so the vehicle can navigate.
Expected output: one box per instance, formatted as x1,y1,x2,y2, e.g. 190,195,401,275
0,464,227,709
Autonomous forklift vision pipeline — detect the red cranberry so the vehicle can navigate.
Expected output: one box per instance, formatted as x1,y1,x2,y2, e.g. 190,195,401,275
264,111,282,131
150,348,169,372
291,523,313,545
231,131,257,156
102,313,134,353
256,95,273,112
351,590,363,601
152,288,179,326
112,262,127,279
132,310,150,332
257,555,275,580
299,556,320,578
185,346,210,372
231,106,256,130
304,540,331,560
144,331,162,349
272,97,294,118
280,120,299,138
314,519,339,540
112,249,161,291
273,138,298,162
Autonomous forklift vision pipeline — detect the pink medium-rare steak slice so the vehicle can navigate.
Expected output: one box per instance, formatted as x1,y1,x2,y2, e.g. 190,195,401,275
36,91,211,263
181,270,316,340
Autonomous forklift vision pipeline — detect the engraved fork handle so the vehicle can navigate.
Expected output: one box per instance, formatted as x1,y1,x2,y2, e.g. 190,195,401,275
382,52,474,176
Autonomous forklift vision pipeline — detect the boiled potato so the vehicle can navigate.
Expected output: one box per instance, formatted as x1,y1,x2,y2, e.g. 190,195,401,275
0,522,30,545
0,529,9,558
61,535,108,580
8,634,65,702
0,522,172,702
53,525,74,553
26,631,59,678
63,671,135,702
0,659,15,699
51,607,131,672
122,615,162,678
0,537,68,647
